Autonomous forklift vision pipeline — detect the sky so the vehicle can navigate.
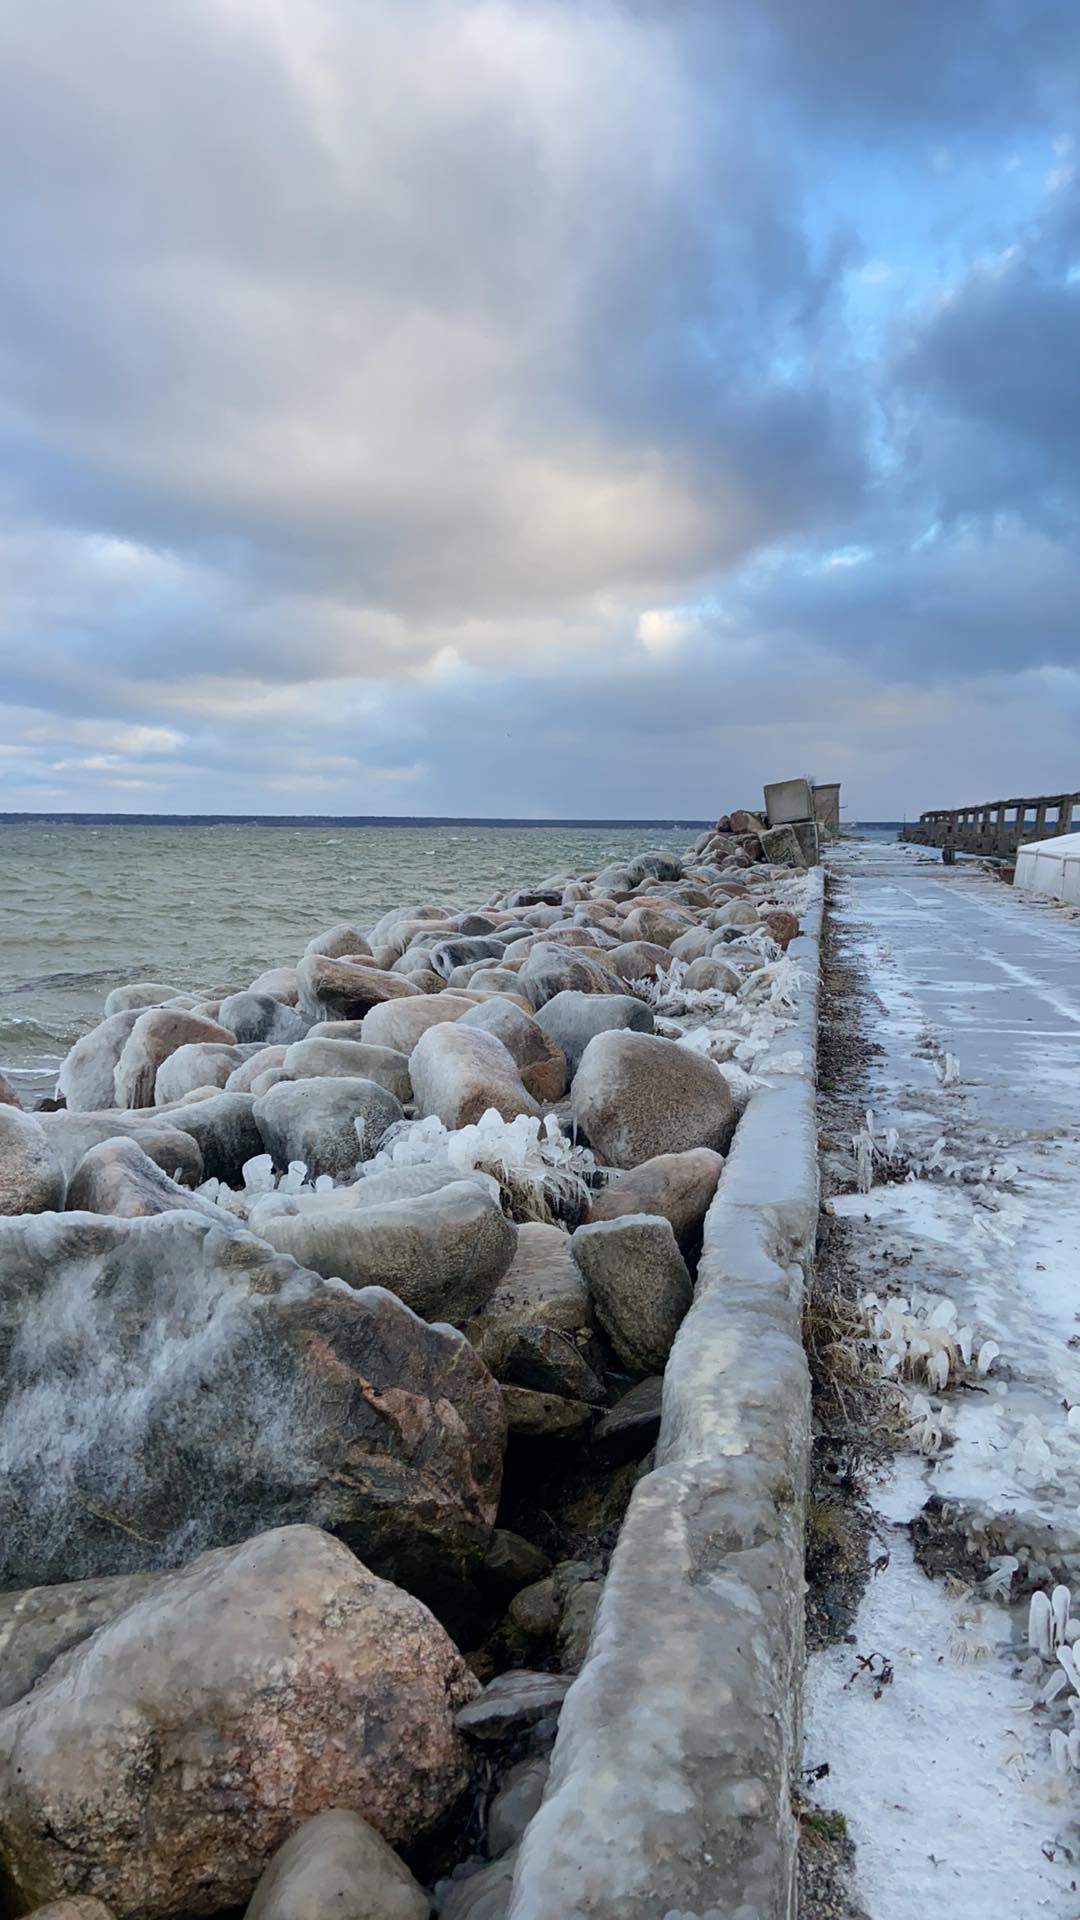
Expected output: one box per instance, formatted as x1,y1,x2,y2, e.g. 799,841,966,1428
1,0,1079,822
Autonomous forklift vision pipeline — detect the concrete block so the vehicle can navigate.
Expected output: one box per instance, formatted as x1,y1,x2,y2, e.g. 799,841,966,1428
791,818,820,866
764,778,813,826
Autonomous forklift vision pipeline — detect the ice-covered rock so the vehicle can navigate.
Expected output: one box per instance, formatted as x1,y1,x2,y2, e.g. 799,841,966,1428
297,954,421,1024
254,1076,404,1176
103,982,189,1017
56,1009,141,1111
0,1109,66,1215
244,1810,428,1920
571,1029,736,1167
114,1009,237,1109
280,1037,413,1105
457,1000,568,1102
410,1024,541,1129
584,1147,724,1254
534,989,654,1079
464,1221,591,1371
153,1041,246,1105
216,991,308,1046
360,992,475,1055
64,1137,231,1222
571,1214,692,1372
0,1528,476,1920
303,923,374,961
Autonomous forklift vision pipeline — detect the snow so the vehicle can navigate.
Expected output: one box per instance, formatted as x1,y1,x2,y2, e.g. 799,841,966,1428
806,842,1080,1917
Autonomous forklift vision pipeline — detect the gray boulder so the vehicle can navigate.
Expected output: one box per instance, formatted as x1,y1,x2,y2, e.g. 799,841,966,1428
163,1091,263,1183
571,1214,692,1373
0,1212,506,1607
153,1042,245,1105
258,1182,516,1326
244,1810,427,1920
64,1138,232,1223
681,955,740,993
593,1375,664,1466
39,1111,204,1187
465,1222,590,1372
570,1030,736,1167
518,945,624,1011
487,1757,550,1859
217,992,308,1045
534,989,654,1079
254,1076,403,1176
303,924,374,961
56,1010,141,1112
0,1108,66,1215
409,1024,540,1128
428,935,506,979
0,1567,165,1714
280,1037,413,1106
224,1045,289,1093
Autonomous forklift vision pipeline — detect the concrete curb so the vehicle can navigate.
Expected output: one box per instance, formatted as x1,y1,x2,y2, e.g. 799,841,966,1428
510,872,823,1920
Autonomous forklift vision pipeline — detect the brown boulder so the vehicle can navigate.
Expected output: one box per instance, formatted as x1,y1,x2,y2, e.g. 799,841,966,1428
570,1030,736,1168
456,1000,568,1102
606,941,672,983
0,1527,477,1920
297,955,421,1024
761,907,801,950
584,1147,724,1254
409,1023,541,1128
114,1009,236,1109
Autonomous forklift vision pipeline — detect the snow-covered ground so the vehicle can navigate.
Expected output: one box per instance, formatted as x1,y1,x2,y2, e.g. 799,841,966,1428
806,840,1080,1915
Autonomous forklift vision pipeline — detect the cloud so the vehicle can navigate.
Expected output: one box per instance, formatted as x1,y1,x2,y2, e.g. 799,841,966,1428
0,0,1078,815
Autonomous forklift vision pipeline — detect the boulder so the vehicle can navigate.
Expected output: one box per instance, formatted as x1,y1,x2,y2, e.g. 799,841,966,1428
464,1223,590,1372
217,992,308,1046
153,1042,246,1105
248,966,301,1005
571,1215,692,1373
114,1009,237,1109
163,1091,264,1183
517,945,623,1012
501,1385,591,1436
0,1109,66,1215
457,1001,567,1102
0,1212,505,1604
409,1025,540,1129
64,1138,230,1222
605,941,672,984
244,1810,428,1920
761,907,800,950
0,1528,476,1920
0,1569,170,1713
102,983,187,1017
39,1111,204,1186
56,1011,141,1112
625,852,683,885
487,1757,550,1859
428,936,507,979
439,1856,516,1920
681,955,740,993
584,1147,724,1254
22,1902,115,1920
619,906,691,948
713,897,759,930
280,1038,413,1106
254,1077,404,1176
304,924,374,961
297,956,421,1025
360,993,474,1056
570,1030,736,1167
480,1531,552,1601
667,925,712,963
258,1182,516,1326
459,968,528,997
225,1046,290,1093
533,990,654,1079
498,1325,604,1403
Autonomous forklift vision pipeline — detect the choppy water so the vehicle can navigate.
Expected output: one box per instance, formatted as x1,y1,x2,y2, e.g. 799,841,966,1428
0,822,700,1102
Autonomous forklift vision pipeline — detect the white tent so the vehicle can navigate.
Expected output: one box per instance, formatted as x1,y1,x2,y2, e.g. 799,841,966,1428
1014,830,1080,905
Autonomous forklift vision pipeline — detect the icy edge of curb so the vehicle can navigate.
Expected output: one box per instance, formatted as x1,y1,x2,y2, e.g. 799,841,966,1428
509,871,823,1920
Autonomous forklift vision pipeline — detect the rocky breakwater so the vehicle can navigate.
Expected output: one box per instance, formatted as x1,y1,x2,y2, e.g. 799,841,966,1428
0,825,815,1920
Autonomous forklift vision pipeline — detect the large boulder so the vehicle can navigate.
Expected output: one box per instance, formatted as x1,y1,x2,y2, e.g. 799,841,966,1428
254,1077,404,1176
0,1528,476,1920
410,1025,541,1129
584,1147,724,1254
534,990,654,1079
64,1138,230,1223
280,1038,413,1106
360,993,474,1055
248,966,301,1005
38,1111,204,1187
153,1042,246,1106
0,1569,169,1713
606,941,672,984
258,1182,516,1326
163,1090,264,1183
428,936,507,979
0,1212,505,1605
0,1109,65,1215
681,955,740,993
618,906,692,948
56,1011,141,1112
217,992,308,1046
297,956,421,1025
304,924,374,961
102,982,187,1017
225,1046,290,1093
517,944,623,1011
245,1810,427,1920
571,1215,692,1373
114,1009,236,1109
570,1030,736,1167
457,1001,567,1102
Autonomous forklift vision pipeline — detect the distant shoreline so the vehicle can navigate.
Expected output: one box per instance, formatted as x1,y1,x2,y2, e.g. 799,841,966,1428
0,812,905,830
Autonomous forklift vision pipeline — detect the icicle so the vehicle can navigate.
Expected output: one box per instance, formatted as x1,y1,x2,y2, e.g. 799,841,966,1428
1029,1591,1053,1660
1050,1729,1070,1774
1052,1585,1072,1650
976,1340,1000,1375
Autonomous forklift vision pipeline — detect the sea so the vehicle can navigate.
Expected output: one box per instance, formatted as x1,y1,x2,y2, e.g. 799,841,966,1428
0,817,900,1103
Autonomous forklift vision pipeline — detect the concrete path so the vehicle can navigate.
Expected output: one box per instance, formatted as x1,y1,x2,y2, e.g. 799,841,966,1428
806,841,1080,1920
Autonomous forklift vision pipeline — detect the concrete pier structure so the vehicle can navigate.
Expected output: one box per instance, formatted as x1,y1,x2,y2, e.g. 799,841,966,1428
901,789,1080,859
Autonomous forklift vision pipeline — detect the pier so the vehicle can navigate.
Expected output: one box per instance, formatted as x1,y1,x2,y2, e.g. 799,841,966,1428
900,789,1080,859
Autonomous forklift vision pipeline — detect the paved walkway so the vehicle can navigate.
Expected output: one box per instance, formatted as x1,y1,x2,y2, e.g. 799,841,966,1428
805,841,1080,1920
